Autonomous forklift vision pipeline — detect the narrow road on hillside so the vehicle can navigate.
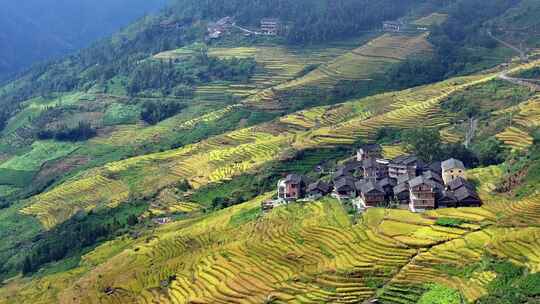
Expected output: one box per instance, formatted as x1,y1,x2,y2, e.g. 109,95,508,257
499,72,540,91
487,30,527,61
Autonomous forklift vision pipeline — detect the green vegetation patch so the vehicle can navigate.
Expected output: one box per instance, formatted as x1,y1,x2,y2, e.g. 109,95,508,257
0,141,78,171
0,168,35,187
418,283,461,304
103,103,140,126
435,217,469,228
478,258,540,303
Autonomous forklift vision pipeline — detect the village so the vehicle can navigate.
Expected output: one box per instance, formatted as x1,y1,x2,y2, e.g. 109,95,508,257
263,144,482,214
207,16,282,39
206,17,425,40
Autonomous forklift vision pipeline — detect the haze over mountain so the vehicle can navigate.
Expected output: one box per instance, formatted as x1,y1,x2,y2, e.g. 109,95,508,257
0,0,168,81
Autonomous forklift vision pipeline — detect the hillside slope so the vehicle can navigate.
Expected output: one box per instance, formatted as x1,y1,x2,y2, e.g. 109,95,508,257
0,0,168,81
1,1,540,303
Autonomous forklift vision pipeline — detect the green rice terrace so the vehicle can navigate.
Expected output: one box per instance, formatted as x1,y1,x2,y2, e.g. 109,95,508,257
1,1,540,303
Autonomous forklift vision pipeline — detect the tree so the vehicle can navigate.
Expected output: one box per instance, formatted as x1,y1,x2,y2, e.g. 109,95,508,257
475,138,506,166
127,215,139,226
22,256,33,275
401,128,443,162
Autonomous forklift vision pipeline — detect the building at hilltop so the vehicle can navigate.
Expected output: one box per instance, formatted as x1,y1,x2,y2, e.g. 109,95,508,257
261,18,280,36
207,16,235,39
277,174,309,202
383,21,403,32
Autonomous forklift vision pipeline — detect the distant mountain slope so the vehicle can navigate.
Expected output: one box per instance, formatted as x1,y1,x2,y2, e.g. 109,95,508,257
0,0,168,81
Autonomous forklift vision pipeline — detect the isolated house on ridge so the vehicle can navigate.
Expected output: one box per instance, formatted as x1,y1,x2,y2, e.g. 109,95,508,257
383,21,402,32
261,18,280,35
278,174,308,202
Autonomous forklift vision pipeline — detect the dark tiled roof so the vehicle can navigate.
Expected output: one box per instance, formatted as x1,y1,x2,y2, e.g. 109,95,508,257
362,158,378,169
428,161,442,174
439,190,457,203
409,176,443,190
378,177,397,187
391,155,419,166
441,158,465,171
307,180,332,194
393,183,409,194
447,177,475,191
359,144,382,153
334,177,356,190
396,175,411,185
454,186,480,202
423,170,444,183
284,174,307,184
359,181,384,194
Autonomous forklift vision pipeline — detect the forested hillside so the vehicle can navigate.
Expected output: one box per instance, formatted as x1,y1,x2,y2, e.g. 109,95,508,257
1,0,540,303
0,0,168,81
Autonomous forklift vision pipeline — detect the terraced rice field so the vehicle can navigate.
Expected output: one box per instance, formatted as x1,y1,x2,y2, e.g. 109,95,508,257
496,126,534,150
157,44,353,103
20,68,504,229
7,186,540,304
13,198,420,303
21,173,130,229
243,33,434,109
492,94,540,150
279,33,431,90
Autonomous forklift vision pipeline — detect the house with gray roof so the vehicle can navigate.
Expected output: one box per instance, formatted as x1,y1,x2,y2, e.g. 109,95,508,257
277,174,308,202
441,158,466,185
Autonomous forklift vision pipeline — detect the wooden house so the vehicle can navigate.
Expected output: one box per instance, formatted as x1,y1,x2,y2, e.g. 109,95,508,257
334,161,363,179
389,155,422,179
422,170,444,184
357,181,385,208
438,191,458,208
362,159,389,181
378,177,397,200
307,180,332,200
441,158,466,185
393,183,410,204
278,174,308,202
453,187,482,207
333,176,357,199
383,21,402,32
261,18,280,35
261,200,275,212
408,176,441,212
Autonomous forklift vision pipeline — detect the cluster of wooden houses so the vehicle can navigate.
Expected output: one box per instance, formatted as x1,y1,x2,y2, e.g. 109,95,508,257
264,144,481,213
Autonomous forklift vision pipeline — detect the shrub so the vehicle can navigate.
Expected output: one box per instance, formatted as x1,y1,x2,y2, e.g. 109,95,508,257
418,284,461,304
435,217,467,227
37,121,97,142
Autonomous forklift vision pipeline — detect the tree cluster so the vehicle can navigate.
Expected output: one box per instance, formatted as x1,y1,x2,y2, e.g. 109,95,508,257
140,100,186,125
37,121,97,142
21,204,142,276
